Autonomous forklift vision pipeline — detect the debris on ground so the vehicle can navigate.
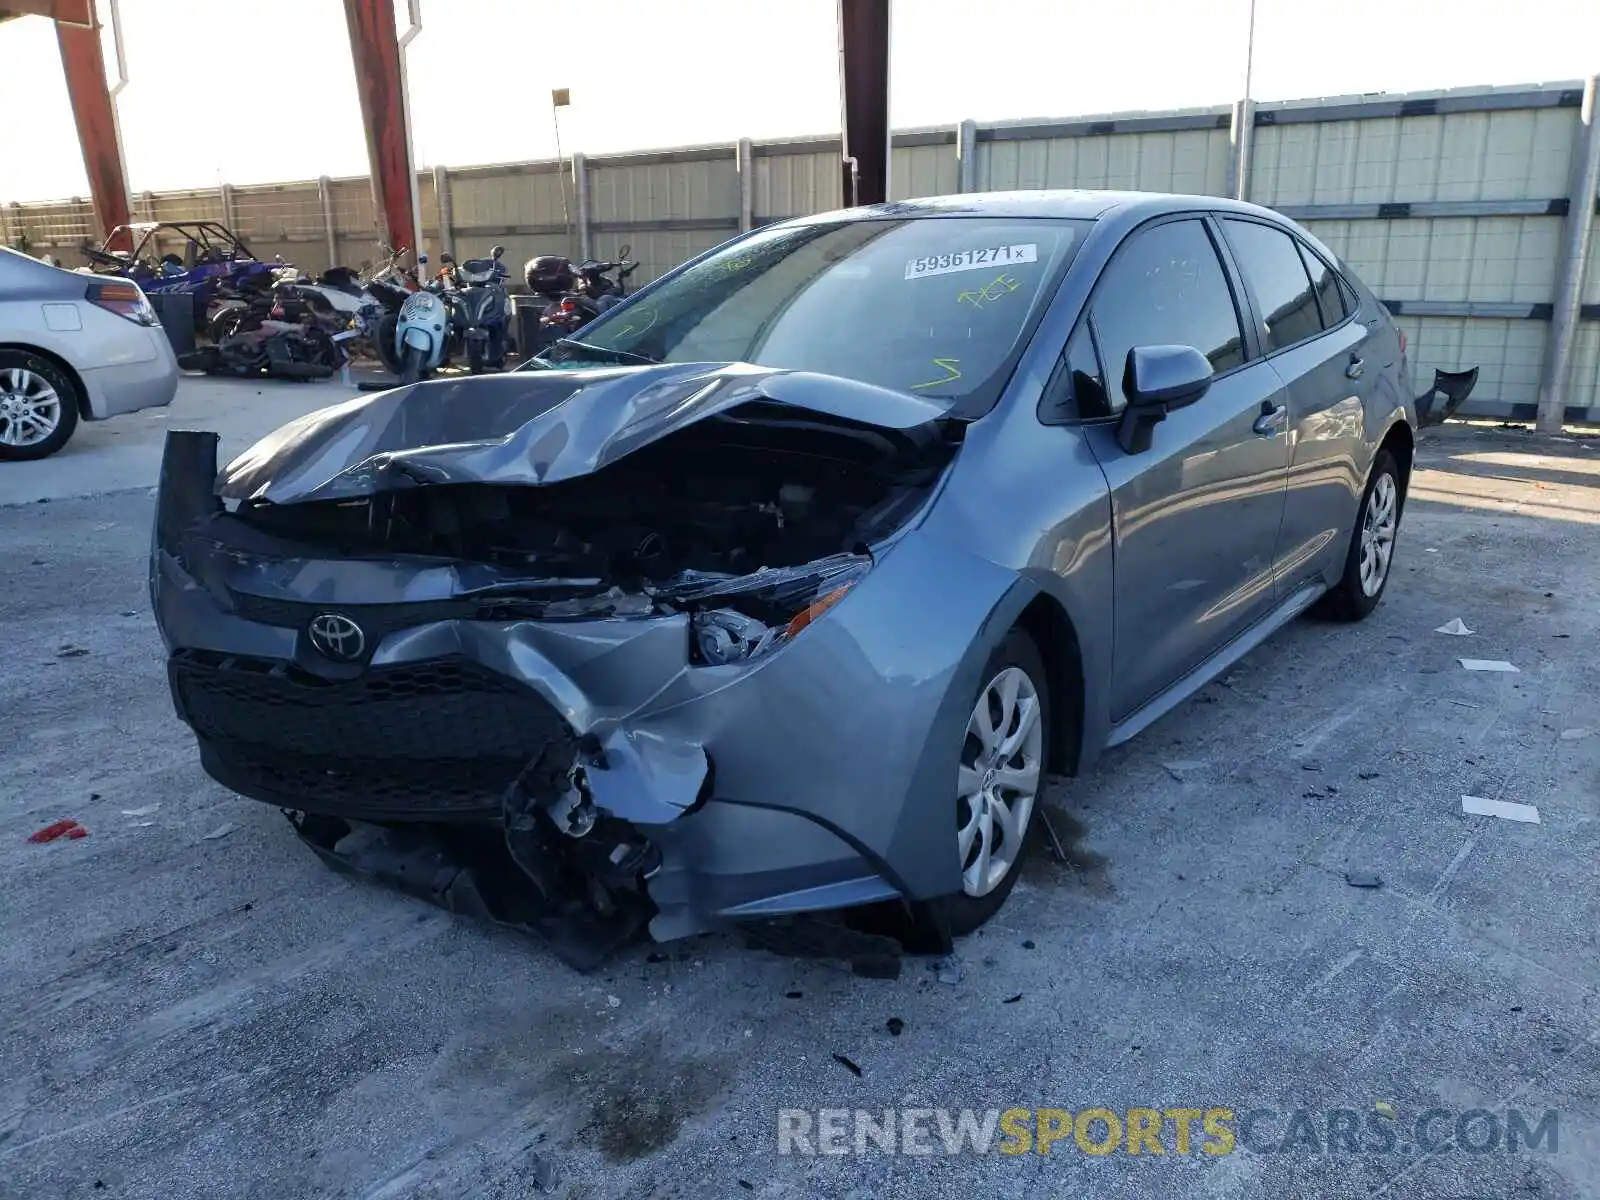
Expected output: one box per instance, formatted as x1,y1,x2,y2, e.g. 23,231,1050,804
1301,760,1323,772
528,1150,559,1194
886,1017,905,1036
121,804,160,817
1161,759,1205,782
1459,659,1520,672
1021,940,1036,950
1462,795,1541,824
738,1182,754,1192
1358,771,1381,781
785,990,803,1000
202,822,237,841
932,958,964,986
1345,871,1383,889
832,1053,863,1077
1434,618,1474,636
1375,1100,1396,1120
27,818,88,844
56,645,90,658
1003,993,1023,1004
1559,729,1589,741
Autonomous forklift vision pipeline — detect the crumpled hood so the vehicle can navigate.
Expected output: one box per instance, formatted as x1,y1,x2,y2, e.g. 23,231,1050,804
217,361,952,504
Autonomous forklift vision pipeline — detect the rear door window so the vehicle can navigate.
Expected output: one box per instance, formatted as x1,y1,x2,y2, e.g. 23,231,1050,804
1296,241,1346,329
1089,218,1246,412
1221,218,1323,352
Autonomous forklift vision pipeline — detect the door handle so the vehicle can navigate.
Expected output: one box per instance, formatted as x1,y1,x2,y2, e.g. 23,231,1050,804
1346,355,1365,379
1253,402,1288,436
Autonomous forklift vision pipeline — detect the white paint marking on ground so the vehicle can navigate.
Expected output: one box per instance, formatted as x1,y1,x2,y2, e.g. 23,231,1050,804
1461,795,1541,824
1426,835,1479,904
1459,659,1520,672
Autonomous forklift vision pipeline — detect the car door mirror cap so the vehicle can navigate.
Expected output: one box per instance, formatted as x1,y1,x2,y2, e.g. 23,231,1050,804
1115,345,1214,454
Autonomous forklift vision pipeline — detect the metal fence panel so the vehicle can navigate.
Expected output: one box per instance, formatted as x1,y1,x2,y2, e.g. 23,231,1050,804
754,148,841,222
588,155,737,225
891,143,958,200
979,128,1230,195
1304,216,1562,304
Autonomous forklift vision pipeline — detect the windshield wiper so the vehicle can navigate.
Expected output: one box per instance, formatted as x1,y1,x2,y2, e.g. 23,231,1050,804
553,338,661,366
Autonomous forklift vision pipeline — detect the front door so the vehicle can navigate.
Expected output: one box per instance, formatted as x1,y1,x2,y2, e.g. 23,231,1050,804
1077,217,1291,722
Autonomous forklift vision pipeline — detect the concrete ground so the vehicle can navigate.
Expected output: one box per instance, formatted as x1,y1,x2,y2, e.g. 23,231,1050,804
1,382,1597,1200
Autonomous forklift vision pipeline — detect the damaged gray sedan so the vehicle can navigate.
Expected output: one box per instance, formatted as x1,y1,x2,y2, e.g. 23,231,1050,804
152,192,1415,969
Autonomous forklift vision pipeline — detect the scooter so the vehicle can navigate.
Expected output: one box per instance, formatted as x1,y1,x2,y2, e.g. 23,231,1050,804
447,245,511,374
393,253,452,385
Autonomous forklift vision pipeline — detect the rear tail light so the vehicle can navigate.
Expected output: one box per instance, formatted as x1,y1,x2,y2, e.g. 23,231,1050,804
87,281,158,326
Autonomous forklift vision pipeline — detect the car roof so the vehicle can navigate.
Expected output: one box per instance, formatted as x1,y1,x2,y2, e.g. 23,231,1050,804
799,189,1289,225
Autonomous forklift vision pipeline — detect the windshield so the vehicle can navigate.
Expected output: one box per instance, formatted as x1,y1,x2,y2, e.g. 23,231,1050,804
535,215,1090,416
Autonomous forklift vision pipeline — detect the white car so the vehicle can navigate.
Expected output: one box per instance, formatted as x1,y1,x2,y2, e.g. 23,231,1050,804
0,246,179,460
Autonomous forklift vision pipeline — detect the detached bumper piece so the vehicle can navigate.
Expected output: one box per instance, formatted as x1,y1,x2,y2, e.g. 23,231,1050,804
287,811,649,973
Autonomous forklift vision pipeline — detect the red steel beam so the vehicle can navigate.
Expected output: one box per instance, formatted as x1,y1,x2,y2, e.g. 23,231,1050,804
1,0,93,24
342,0,416,257
837,0,891,207
54,5,131,247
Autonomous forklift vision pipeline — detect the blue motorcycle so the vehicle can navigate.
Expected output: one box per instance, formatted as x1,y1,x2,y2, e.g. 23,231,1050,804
442,245,511,374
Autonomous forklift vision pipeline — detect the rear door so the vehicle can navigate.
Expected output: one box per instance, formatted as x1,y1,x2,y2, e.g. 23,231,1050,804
1216,217,1376,592
1077,215,1292,722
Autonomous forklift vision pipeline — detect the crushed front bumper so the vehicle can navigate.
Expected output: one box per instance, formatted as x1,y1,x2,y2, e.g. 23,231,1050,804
152,431,1027,964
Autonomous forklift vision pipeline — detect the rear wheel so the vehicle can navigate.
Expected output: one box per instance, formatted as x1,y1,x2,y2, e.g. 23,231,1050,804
0,351,79,461
1314,449,1402,621
939,629,1051,937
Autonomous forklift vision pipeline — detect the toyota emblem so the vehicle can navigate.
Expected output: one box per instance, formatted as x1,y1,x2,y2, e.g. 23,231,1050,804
307,613,365,662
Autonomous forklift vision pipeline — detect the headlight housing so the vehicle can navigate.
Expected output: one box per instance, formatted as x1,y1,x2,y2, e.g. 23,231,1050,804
680,553,870,666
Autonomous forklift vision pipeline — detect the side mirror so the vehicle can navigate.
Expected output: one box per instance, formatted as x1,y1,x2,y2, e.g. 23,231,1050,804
418,253,429,265
1115,345,1213,455
617,242,632,260
491,245,505,259
439,252,455,265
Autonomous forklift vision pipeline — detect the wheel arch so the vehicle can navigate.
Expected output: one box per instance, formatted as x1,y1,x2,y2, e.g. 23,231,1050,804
1014,592,1086,778
0,342,90,419
1379,419,1415,510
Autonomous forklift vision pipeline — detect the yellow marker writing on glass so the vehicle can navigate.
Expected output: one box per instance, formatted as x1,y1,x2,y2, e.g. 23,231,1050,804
911,358,963,389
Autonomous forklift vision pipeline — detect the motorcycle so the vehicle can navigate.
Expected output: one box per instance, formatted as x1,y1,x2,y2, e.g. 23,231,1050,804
442,245,512,374
175,315,341,380
527,245,638,351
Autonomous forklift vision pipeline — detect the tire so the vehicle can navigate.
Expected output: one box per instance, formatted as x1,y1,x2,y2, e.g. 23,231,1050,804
1314,448,1402,621
208,306,251,343
939,628,1053,937
375,313,401,374
467,338,486,375
0,350,80,461
399,343,425,386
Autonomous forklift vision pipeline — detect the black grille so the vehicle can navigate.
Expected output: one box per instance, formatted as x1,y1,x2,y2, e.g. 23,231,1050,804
171,650,566,819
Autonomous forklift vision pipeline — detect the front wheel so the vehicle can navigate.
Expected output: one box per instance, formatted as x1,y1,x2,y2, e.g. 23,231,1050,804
399,343,426,386
1314,448,1402,621
467,338,486,375
939,629,1052,937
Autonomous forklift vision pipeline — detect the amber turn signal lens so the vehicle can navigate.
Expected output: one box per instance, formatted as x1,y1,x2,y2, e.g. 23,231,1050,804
783,582,855,641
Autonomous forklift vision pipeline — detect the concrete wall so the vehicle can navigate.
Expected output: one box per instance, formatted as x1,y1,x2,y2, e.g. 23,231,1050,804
6,79,1598,420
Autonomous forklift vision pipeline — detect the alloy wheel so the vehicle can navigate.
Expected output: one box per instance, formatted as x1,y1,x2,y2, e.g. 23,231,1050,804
958,665,1044,897
1359,472,1398,597
0,368,62,448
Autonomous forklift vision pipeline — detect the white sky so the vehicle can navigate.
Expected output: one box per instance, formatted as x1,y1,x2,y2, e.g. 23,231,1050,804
0,0,1596,203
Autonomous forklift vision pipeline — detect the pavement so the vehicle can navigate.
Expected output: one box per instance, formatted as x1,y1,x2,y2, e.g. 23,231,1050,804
1,382,1597,1200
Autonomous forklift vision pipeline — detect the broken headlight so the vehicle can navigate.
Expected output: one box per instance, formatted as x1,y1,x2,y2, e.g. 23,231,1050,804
684,553,870,666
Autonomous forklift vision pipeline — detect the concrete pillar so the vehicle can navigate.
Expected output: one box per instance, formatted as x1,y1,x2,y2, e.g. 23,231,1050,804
1537,74,1600,433
571,152,591,261
432,165,452,260
1229,98,1256,201
736,138,755,232
956,119,979,193
318,175,338,269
